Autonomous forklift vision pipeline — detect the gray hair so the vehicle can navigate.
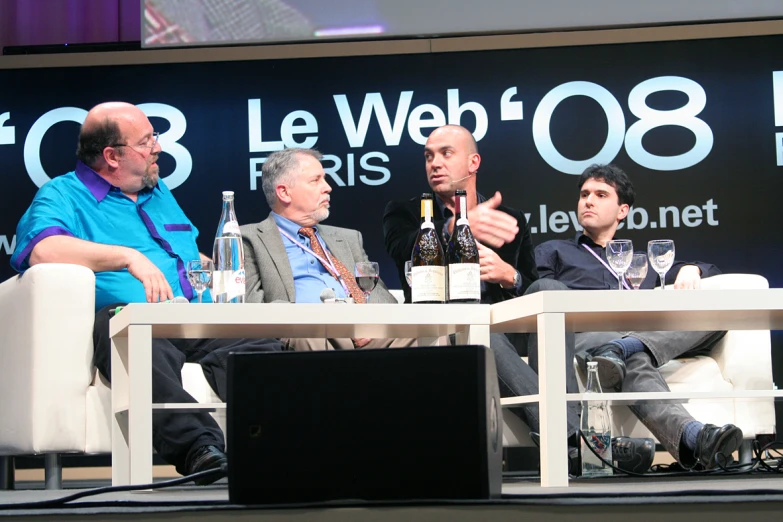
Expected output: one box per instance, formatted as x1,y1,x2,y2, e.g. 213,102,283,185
261,148,323,208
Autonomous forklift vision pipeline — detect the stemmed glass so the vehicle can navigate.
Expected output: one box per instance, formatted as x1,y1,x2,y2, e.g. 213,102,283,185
404,260,413,287
647,240,675,290
625,253,649,290
354,261,380,302
187,259,213,303
606,239,634,290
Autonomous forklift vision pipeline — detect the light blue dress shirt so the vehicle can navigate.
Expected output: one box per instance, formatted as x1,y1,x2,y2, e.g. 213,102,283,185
271,212,347,303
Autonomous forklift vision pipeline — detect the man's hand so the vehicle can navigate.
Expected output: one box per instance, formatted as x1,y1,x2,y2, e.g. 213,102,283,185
352,338,372,348
477,242,516,286
199,252,212,265
126,250,175,302
469,192,519,248
673,265,702,290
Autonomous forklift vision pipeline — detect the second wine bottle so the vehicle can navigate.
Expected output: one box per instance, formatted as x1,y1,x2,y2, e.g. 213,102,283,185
446,189,481,303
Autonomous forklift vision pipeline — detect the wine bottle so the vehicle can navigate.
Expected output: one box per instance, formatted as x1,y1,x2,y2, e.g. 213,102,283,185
410,193,446,304
446,189,480,303
212,191,246,303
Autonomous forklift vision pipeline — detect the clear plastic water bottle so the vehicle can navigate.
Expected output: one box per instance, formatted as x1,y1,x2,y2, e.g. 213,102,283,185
212,191,245,303
580,361,613,477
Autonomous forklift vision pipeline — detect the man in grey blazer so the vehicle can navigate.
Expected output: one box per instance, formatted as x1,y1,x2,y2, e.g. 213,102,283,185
241,147,411,350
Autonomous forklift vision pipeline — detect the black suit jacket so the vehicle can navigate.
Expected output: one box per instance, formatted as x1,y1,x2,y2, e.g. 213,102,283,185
382,195,538,304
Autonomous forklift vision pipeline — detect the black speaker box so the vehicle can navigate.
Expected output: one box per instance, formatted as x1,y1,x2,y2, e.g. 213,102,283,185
227,345,502,504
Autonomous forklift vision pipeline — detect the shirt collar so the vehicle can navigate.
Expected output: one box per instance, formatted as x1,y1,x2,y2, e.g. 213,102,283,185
74,160,160,202
271,212,317,239
75,160,113,202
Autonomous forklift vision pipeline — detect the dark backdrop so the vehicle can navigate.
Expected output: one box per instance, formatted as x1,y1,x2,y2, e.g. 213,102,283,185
1,34,782,431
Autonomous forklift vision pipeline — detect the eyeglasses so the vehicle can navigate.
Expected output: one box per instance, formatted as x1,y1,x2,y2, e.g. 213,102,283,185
107,132,160,153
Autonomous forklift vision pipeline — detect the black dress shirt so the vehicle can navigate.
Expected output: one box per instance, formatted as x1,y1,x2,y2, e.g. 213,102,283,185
535,233,720,290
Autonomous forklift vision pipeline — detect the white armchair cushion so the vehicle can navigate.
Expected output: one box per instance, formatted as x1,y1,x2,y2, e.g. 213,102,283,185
0,264,96,454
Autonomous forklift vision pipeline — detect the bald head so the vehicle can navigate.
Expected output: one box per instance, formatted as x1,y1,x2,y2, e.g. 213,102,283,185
427,125,478,155
424,124,481,196
77,102,161,193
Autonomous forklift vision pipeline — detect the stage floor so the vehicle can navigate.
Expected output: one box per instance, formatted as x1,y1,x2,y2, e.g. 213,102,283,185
2,475,783,521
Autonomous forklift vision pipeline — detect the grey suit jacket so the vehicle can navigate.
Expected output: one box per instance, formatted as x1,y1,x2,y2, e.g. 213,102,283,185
241,214,398,304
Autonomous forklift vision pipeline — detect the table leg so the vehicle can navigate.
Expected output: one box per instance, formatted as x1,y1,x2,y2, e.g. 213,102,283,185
537,312,569,487
111,333,130,486
457,324,490,348
128,325,153,486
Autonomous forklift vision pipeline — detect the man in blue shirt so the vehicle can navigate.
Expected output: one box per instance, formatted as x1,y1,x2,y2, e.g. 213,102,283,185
242,148,412,350
533,163,742,470
12,101,282,484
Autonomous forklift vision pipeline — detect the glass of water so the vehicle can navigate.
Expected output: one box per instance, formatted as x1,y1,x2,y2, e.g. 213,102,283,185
187,259,213,303
404,260,413,287
625,253,649,289
647,240,675,290
606,239,633,290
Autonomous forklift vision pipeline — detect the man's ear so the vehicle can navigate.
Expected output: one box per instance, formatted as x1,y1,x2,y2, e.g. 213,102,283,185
103,146,121,169
276,184,292,204
469,153,481,175
617,203,630,222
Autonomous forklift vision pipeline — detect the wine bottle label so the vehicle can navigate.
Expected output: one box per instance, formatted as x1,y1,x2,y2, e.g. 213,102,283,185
455,217,469,227
411,265,446,302
222,220,240,235
448,263,481,300
212,269,246,301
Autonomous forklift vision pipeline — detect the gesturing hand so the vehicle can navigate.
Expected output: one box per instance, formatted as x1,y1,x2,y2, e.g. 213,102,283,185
126,250,175,303
469,192,519,248
673,265,702,290
477,242,516,286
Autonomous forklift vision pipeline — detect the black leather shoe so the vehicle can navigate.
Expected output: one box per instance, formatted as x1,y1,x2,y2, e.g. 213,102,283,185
579,343,626,390
693,424,743,469
612,436,654,474
186,445,228,486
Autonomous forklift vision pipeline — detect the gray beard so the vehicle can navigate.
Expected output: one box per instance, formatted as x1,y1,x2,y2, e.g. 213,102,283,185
310,208,330,224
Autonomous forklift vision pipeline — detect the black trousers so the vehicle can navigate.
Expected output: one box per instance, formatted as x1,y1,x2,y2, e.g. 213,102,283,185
92,304,283,474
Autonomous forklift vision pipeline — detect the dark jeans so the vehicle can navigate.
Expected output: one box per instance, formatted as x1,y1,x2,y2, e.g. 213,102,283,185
525,279,726,464
93,303,283,474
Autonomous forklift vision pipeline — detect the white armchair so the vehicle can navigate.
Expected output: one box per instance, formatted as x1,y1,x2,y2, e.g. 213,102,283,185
502,273,777,456
0,263,221,489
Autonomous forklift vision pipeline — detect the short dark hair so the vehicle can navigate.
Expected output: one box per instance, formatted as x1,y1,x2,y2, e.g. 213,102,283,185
578,164,635,207
76,117,124,167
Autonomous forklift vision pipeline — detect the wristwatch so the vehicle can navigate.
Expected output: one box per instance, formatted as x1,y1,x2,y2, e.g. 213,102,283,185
500,270,521,289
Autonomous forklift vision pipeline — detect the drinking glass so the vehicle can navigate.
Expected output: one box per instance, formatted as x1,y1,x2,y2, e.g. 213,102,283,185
647,240,675,290
404,260,413,287
625,253,649,290
606,239,633,290
187,259,213,303
354,261,380,302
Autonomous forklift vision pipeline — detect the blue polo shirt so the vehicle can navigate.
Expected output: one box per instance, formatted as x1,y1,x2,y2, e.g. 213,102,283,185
11,161,209,310
271,212,347,303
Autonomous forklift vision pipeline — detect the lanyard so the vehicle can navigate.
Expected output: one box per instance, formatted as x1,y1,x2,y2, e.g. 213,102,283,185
581,243,632,290
278,228,351,296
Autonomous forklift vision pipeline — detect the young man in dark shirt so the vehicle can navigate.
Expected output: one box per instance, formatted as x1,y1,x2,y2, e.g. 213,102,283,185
534,163,742,469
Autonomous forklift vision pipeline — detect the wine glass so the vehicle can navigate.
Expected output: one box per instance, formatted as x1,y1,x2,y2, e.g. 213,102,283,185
606,239,633,290
354,261,380,302
625,253,649,290
647,240,675,290
404,260,413,287
187,259,213,303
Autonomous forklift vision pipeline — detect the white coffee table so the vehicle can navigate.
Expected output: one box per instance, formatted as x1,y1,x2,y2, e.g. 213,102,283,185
491,289,783,487
109,303,490,486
